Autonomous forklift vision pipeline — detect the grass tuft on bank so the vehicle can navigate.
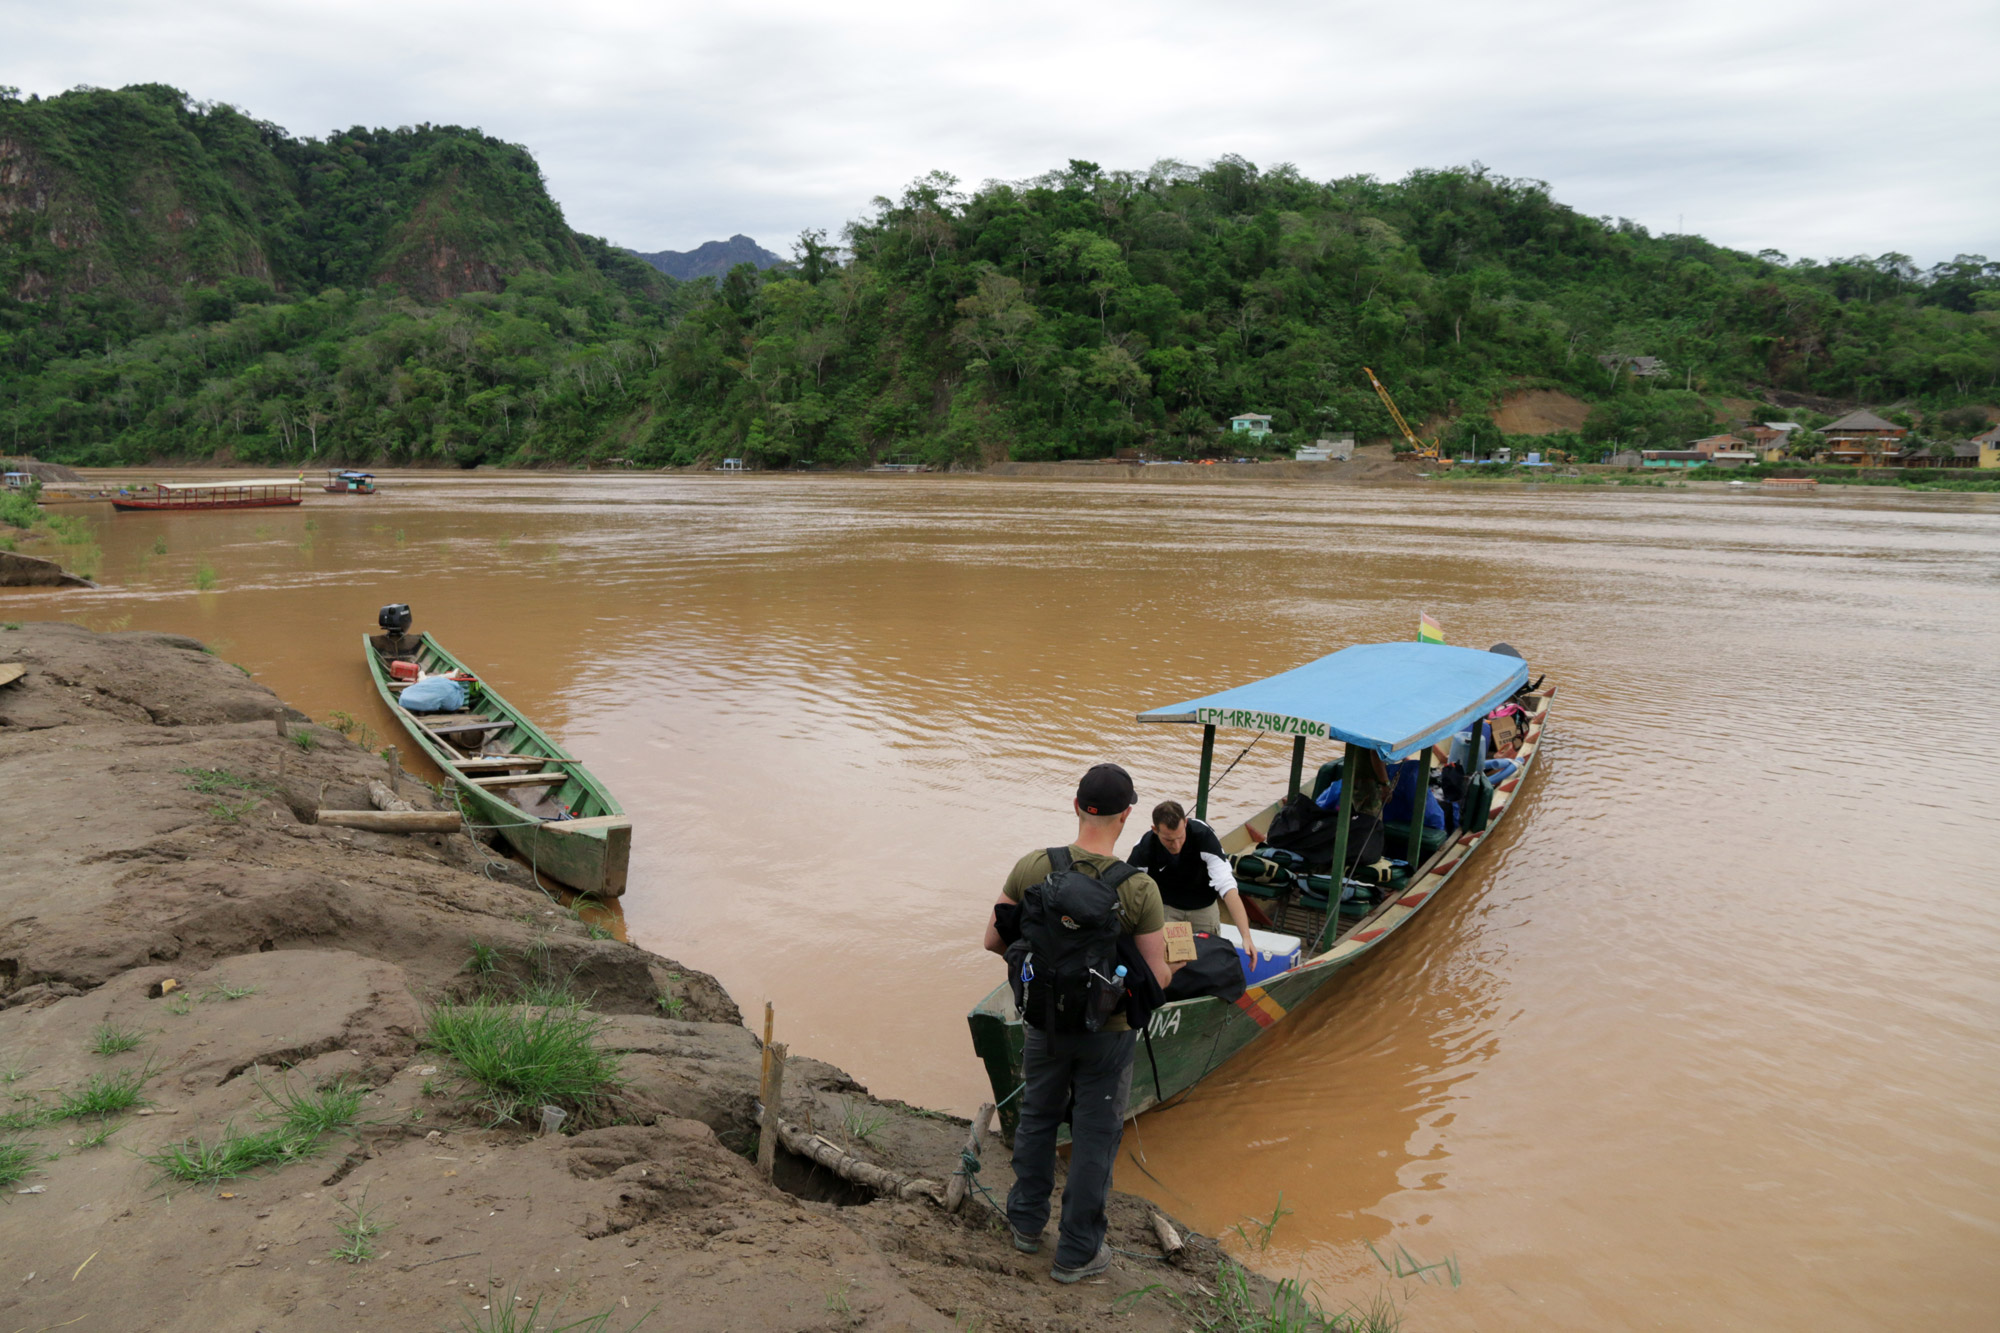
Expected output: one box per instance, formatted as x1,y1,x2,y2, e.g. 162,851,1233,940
424,1000,621,1127
143,1076,364,1185
1119,1260,1401,1333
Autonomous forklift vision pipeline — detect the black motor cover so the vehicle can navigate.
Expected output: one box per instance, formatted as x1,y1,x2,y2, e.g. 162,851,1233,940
378,604,413,634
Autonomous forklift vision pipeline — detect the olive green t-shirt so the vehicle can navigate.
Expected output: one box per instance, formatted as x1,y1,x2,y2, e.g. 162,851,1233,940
1002,845,1165,1033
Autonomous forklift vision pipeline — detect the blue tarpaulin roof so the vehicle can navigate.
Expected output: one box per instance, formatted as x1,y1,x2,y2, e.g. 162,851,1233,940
1136,643,1529,761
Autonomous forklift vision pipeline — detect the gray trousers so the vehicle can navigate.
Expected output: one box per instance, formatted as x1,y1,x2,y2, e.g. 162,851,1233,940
1007,1027,1138,1269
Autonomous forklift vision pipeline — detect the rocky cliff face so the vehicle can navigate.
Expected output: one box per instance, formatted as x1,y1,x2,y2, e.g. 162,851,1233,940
0,85,601,310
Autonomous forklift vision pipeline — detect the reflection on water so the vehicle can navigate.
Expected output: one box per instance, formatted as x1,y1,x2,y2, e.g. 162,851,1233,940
7,470,1998,1331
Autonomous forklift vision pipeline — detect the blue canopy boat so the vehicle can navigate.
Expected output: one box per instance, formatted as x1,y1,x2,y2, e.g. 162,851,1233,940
968,641,1553,1132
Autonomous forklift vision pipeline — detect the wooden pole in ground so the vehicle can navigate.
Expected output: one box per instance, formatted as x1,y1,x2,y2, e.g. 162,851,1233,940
757,1042,787,1180
273,708,288,739
943,1101,996,1213
275,708,289,783
384,745,401,795
760,1001,774,1092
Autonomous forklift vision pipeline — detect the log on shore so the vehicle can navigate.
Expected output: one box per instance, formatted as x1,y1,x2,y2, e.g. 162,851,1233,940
317,809,461,833
756,1107,942,1204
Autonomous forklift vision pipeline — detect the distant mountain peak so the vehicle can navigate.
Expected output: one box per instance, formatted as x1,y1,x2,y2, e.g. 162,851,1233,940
628,235,783,281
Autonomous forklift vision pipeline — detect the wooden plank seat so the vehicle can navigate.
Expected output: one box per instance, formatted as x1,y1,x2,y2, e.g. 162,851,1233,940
449,754,578,771
468,772,570,789
423,718,511,737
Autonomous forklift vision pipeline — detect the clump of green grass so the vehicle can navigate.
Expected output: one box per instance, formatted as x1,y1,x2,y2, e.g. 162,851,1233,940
1232,1191,1293,1252
465,941,502,976
330,1189,391,1263
209,797,260,822
176,766,274,796
89,1023,145,1057
53,1068,150,1120
150,536,168,555
840,1098,889,1146
71,1121,119,1151
191,561,218,591
143,1076,363,1185
325,709,381,751
653,995,684,1019
1117,1259,1398,1333
1,621,21,632
0,1139,39,1190
205,982,257,1002
289,728,318,751
423,1000,621,1127
449,1284,652,1333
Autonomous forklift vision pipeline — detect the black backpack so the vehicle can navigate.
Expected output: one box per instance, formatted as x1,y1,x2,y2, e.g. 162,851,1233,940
1005,847,1134,1034
1263,793,1347,870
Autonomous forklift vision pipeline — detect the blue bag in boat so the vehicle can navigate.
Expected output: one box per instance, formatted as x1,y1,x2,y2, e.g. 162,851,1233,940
399,676,468,713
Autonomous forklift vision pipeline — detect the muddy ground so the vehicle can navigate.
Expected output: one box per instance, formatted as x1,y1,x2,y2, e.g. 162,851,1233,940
0,623,1253,1333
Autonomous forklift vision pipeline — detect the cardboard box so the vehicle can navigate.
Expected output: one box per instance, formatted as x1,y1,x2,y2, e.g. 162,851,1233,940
1161,920,1197,962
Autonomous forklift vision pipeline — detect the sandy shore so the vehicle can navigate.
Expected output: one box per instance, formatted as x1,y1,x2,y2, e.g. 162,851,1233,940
0,623,1242,1332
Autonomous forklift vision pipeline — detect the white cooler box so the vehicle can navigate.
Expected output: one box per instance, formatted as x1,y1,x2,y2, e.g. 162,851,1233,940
1217,925,1303,984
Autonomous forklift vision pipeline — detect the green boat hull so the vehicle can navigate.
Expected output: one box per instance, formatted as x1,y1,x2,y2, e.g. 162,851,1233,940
969,687,1554,1134
364,632,632,897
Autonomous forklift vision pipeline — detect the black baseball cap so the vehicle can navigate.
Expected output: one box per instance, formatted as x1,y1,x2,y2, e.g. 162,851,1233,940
1076,763,1136,816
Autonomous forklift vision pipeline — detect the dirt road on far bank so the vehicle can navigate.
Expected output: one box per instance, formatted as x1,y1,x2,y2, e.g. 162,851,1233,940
0,623,1242,1333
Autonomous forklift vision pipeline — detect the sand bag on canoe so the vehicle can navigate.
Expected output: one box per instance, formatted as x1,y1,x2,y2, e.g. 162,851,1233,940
399,675,468,713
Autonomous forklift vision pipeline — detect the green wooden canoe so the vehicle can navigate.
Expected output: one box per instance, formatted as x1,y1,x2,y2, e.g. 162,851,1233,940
365,631,631,897
970,642,1551,1132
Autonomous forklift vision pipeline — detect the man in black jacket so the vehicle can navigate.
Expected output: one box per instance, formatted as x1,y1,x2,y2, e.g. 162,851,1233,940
1128,801,1256,949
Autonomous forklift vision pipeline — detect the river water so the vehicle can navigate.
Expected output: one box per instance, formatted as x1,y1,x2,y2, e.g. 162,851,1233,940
7,471,1996,1330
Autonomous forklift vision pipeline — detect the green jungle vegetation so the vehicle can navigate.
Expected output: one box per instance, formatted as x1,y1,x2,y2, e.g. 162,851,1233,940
2,83,1996,469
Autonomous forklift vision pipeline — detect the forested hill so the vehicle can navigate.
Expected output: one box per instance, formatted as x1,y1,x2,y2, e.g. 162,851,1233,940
2,84,1996,469
630,235,783,281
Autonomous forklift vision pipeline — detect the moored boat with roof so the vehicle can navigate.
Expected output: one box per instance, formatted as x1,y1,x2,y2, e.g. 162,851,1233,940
969,637,1552,1131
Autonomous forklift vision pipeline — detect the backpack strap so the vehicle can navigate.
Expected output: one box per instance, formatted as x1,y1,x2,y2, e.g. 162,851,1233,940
1047,846,1072,874
1100,859,1139,891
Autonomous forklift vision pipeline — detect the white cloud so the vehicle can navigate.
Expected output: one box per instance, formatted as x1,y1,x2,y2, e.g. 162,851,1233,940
6,0,1997,263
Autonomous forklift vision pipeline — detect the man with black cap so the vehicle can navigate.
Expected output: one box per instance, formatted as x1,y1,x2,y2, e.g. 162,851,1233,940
981,762,1170,1283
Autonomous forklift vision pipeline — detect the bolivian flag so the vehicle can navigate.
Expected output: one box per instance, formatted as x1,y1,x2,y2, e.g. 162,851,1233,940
1418,612,1445,645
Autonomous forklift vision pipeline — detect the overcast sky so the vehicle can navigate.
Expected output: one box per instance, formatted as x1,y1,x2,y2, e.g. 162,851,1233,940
8,0,1997,265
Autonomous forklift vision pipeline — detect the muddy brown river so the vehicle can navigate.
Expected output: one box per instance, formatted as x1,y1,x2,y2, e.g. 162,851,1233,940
7,470,1996,1329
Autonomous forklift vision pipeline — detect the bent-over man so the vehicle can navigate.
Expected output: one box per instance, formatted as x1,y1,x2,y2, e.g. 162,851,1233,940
981,763,1169,1284
1128,800,1256,949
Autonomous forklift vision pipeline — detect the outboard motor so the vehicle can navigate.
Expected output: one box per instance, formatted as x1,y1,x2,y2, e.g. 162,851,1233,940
372,603,419,663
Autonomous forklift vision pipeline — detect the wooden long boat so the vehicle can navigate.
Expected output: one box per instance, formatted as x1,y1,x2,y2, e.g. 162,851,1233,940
364,624,631,897
969,641,1551,1133
112,479,302,511
323,469,377,494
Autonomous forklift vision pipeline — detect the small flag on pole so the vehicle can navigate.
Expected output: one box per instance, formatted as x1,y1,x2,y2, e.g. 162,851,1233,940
1418,612,1445,644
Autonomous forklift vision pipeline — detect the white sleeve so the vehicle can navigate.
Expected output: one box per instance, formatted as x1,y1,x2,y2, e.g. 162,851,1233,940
1201,850,1237,897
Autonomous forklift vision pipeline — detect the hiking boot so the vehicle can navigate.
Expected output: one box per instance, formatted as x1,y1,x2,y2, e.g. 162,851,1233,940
1050,1244,1113,1283
1010,1226,1042,1254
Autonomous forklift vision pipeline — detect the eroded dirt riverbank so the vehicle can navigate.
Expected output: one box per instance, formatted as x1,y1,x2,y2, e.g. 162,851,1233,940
0,624,1238,1332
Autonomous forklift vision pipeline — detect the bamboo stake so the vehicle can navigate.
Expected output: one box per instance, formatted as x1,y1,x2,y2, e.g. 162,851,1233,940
384,745,402,795
273,708,288,739
756,1041,786,1180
